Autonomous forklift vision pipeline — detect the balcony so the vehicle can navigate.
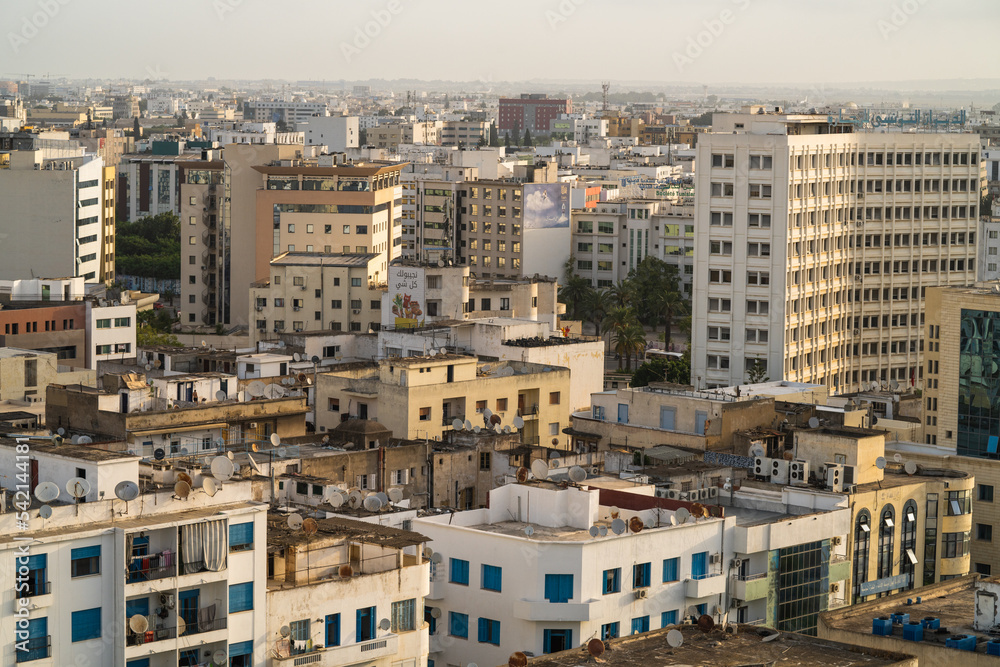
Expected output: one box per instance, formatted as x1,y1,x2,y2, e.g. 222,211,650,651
273,634,399,667
126,623,177,647
516,404,539,419
829,556,851,584
512,599,595,622
685,573,727,599
15,635,50,663
13,580,53,613
126,552,176,586
732,573,768,601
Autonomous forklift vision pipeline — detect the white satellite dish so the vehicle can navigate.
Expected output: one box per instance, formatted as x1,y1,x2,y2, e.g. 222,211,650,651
464,420,472,430
293,352,301,362
78,436,92,445
129,614,149,634
57,427,65,436
247,454,262,474
212,649,227,665
349,491,363,508
808,417,820,429
894,453,902,462
375,491,389,505
675,508,691,523
211,456,235,481
248,380,266,397
611,518,626,535
287,513,304,530
589,526,599,537
388,487,403,503
667,629,684,648
875,456,887,470
66,477,91,499
379,618,391,631
749,443,766,458
483,407,493,419
669,514,677,526
891,379,900,390
503,425,511,434
473,425,481,433
279,625,290,638
203,478,219,497
237,391,247,402
328,492,344,508
34,482,59,503
524,525,535,537
530,459,549,480
173,480,191,499
513,416,524,429
38,505,52,519
430,607,442,619
568,466,587,483
215,390,227,402
115,480,139,501
144,364,152,371
363,496,383,512
905,461,918,475
452,418,464,430
270,433,281,447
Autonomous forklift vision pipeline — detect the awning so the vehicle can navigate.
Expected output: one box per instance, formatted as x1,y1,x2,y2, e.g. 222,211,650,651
130,422,228,437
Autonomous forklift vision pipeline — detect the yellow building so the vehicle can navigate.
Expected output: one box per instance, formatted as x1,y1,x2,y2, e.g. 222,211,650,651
100,164,116,283
603,115,644,138
316,355,572,444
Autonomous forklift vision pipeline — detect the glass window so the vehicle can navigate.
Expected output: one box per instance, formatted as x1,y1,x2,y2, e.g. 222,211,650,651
601,622,619,640
477,617,500,645
631,615,650,635
391,599,416,632
853,510,871,602
662,610,678,627
603,567,621,594
71,545,100,577
981,485,995,502
633,562,651,588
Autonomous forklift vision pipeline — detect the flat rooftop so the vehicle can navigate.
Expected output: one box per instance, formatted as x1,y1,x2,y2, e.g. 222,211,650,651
0,437,137,462
267,512,426,550
268,252,378,267
527,624,913,666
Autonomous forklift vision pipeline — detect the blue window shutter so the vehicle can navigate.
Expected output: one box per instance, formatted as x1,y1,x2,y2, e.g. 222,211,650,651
71,545,101,560
229,582,253,612
126,597,149,618
230,522,253,546
127,659,150,667
26,553,47,570
562,574,573,601
478,617,487,642
545,574,557,601
229,640,253,656
71,607,102,642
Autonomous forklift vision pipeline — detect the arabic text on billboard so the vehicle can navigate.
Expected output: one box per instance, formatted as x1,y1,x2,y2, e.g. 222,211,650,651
389,266,425,329
523,183,569,230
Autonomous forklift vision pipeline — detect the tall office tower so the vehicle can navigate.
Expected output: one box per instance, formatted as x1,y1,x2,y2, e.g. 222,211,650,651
692,108,980,390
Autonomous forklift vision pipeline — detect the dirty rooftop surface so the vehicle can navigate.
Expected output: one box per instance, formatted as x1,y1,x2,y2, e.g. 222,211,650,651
527,624,913,666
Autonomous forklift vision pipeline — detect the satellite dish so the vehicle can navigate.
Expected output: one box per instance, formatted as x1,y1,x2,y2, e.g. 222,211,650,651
71,435,80,444
39,505,52,518
524,525,535,537
311,355,320,364
144,364,152,371
509,653,529,667
279,625,291,638
452,418,463,431
211,456,235,481
629,517,644,533
464,420,473,430
379,618,391,631
586,638,604,657
78,436,92,445
609,506,620,518
599,526,608,537
203,478,219,497
237,391,247,402
808,417,820,428
503,425,511,434
349,490,363,508
34,482,59,503
568,466,587,483
248,380,266,397
302,518,319,536
247,454,262,474
175,616,186,636
513,416,524,429
430,607,442,619
667,629,684,648
894,453,902,462
277,447,288,457
173,480,191,498
675,508,691,523
200,340,207,348
483,407,493,419
153,359,161,368
669,514,677,525
490,413,502,426
287,513,304,530
388,487,403,503
293,352,301,362
530,459,548,480
129,614,149,634
905,461,918,475
875,456,887,470
213,649,227,665
215,390,227,402
179,447,188,455
589,526,599,537
515,467,530,483
328,492,344,508
56,427,65,436
473,425,481,433
153,447,166,460
67,477,91,498
115,480,139,501
270,433,281,447
749,443,766,458
611,518,626,535
363,496,383,512
431,552,443,564
176,472,193,486
891,379,900,390
698,614,716,632
375,491,389,505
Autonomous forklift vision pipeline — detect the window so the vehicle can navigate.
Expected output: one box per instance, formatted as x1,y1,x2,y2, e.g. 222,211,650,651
980,485,994,502
324,614,341,647
449,611,468,638
289,618,310,646
229,582,254,612
477,617,501,645
356,607,375,641
21,553,47,597
351,277,362,287
942,532,970,558
947,490,971,516
391,599,416,632
662,610,679,627
482,564,502,592
662,557,679,582
603,567,621,594
853,510,871,600
450,558,469,585
710,211,733,226
476,400,487,413
631,615,650,635
978,523,993,541
544,574,573,603
229,522,253,552
96,318,111,329
747,242,770,256
633,562,651,588
709,240,733,254
748,213,771,227
601,622,620,640
711,153,734,168
419,407,431,421
549,392,561,405
71,607,101,642
70,545,100,578
328,398,341,412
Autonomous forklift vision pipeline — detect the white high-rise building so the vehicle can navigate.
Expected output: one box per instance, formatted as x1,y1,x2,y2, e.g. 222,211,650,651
692,108,981,390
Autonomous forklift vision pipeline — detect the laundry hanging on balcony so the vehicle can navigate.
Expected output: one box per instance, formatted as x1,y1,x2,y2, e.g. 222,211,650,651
180,519,229,573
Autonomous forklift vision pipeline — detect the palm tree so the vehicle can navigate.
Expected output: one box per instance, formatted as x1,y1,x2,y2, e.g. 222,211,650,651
614,322,646,372
607,280,634,309
581,288,610,337
558,274,592,321
655,290,688,348
603,306,635,354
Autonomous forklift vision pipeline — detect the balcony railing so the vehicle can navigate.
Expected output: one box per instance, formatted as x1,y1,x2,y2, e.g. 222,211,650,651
517,404,539,418
181,611,227,636
127,552,176,584
737,572,767,582
126,624,177,646
15,635,50,663
22,580,50,598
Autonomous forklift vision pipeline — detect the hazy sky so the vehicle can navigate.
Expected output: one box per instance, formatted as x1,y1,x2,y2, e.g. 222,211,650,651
2,0,995,86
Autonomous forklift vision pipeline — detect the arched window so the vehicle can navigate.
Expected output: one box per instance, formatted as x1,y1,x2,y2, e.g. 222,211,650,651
901,500,918,589
853,510,871,603
878,505,896,587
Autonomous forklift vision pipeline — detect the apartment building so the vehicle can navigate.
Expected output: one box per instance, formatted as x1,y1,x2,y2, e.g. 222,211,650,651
0,150,113,283
572,197,695,294
265,514,430,667
315,355,571,445
440,120,490,147
400,165,477,262
245,98,329,127
300,115,360,152
0,346,93,401
0,438,269,666
978,205,1000,281
179,158,225,326
249,253,383,345
110,94,139,119
121,152,208,220
498,95,572,134
692,108,981,390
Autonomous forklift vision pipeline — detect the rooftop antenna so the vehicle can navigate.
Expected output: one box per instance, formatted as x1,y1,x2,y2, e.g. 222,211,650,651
601,81,611,114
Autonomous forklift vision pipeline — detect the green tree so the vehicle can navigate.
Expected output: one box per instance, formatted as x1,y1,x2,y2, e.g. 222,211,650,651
653,289,688,347
477,135,487,147
746,358,770,384
116,212,181,280
359,128,367,146
606,280,634,309
581,287,610,338
523,128,532,146
982,193,995,217
133,117,140,138
558,256,592,320
632,351,691,387
604,305,637,357
504,131,511,149
613,322,646,372
137,329,183,348
488,124,499,147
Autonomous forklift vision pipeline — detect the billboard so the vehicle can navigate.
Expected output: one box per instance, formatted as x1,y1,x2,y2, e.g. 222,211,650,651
523,183,569,229
387,266,425,329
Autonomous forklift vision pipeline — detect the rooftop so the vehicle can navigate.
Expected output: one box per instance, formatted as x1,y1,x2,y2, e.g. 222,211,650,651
0,436,137,462
527,624,914,666
266,512,427,550
268,252,379,268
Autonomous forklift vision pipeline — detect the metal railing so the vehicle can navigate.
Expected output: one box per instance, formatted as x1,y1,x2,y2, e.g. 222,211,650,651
22,580,50,598
737,572,767,582
127,552,176,584
15,635,50,662
517,404,539,417
182,612,227,636
126,624,177,646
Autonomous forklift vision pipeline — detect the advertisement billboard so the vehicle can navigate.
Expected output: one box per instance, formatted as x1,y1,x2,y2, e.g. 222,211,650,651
387,266,425,329
523,183,570,229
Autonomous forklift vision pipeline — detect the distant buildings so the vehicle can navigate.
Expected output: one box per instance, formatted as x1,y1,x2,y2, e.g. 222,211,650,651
300,115,360,152
498,94,572,134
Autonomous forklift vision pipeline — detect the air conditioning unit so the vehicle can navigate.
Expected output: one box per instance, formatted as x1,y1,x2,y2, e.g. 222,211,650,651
635,589,648,599
293,306,301,311
679,491,691,500
731,558,742,569
707,487,718,498
710,553,722,565
731,598,743,608
754,456,770,478
830,583,840,593
352,310,361,314
790,460,810,485
665,489,680,500
770,458,789,485
248,423,257,428
826,463,844,492
832,536,842,546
